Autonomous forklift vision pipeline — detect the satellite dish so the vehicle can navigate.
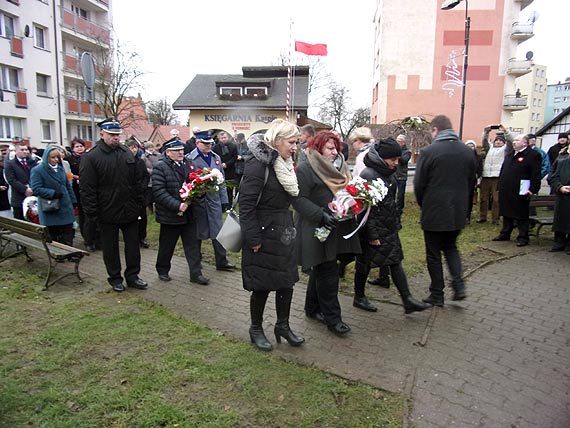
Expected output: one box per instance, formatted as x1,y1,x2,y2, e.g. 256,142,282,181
24,24,30,37
526,51,534,60
529,10,539,23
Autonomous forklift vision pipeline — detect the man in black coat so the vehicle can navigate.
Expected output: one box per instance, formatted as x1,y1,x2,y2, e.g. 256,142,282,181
152,138,208,285
213,131,238,209
414,115,475,306
4,143,39,220
79,118,148,292
493,134,542,247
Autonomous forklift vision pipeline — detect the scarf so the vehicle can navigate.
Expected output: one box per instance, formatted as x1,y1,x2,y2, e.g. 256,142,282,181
306,149,351,195
273,155,298,196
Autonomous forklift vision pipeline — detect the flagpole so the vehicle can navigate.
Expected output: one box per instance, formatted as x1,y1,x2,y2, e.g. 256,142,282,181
286,18,293,122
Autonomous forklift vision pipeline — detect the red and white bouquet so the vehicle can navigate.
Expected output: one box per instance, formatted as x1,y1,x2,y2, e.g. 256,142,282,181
315,176,388,242
178,168,224,215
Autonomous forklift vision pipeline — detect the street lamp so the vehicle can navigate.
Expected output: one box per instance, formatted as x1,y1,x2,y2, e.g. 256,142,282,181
441,0,470,140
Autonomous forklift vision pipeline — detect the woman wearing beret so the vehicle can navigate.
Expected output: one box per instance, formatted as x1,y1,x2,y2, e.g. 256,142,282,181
239,120,304,351
294,131,361,336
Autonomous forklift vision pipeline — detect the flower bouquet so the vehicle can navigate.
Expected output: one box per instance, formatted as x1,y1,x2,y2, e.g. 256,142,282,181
178,168,224,215
314,176,388,242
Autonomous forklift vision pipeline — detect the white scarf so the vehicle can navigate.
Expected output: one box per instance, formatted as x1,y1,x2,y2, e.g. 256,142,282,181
273,156,298,196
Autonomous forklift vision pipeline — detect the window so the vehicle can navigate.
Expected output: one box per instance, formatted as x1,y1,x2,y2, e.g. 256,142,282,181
0,65,20,91
71,4,88,20
40,120,53,141
36,73,49,95
0,13,15,38
536,113,540,121
534,83,539,91
535,69,540,77
34,25,47,49
75,124,90,140
539,85,544,92
531,113,536,121
219,87,242,96
541,70,545,78
554,97,561,103
564,96,570,102
532,98,537,107
538,99,542,107
0,116,23,140
244,87,267,97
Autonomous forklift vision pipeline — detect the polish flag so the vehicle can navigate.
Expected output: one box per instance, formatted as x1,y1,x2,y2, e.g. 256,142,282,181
294,41,328,56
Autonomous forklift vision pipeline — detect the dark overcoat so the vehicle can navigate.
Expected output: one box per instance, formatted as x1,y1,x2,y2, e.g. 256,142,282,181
550,153,570,234
414,129,475,232
239,135,298,291
498,146,542,219
359,147,403,267
79,140,144,224
29,146,77,227
4,154,39,208
293,156,361,271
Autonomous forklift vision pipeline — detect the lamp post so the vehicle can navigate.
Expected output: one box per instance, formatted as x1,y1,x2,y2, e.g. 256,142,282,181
442,0,470,141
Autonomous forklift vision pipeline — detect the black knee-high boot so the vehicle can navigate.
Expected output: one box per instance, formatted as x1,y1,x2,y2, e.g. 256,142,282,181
390,263,431,314
249,291,272,351
274,288,305,346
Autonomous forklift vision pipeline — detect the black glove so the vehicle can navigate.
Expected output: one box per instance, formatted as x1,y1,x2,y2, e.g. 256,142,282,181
53,191,63,199
221,203,231,212
321,211,339,230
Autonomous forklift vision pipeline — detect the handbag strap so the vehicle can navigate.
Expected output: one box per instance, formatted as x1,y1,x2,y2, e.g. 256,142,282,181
232,165,269,209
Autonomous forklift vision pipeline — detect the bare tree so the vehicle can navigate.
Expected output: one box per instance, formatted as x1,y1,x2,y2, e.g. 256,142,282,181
94,40,146,128
273,52,332,96
146,98,179,126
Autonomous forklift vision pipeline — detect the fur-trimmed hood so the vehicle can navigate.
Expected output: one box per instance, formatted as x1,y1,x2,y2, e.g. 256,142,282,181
247,133,278,166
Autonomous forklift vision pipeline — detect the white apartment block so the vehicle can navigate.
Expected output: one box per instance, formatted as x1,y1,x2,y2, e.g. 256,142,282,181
510,64,547,136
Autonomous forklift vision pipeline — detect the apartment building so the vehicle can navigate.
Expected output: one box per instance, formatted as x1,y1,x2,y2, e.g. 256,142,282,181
371,0,536,141
0,0,111,149
510,64,547,135
544,78,570,124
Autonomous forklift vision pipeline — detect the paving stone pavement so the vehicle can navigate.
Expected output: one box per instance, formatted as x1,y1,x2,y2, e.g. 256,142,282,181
45,240,570,428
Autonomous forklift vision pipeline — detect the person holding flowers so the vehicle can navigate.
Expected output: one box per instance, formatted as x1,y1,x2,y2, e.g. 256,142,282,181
354,138,431,314
294,131,361,336
152,138,207,285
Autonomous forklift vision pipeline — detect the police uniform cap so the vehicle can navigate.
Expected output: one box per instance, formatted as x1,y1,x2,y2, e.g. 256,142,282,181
98,118,122,134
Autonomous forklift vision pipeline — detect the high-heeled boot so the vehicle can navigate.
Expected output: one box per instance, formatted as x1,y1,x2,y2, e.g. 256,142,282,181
391,264,432,314
274,288,305,346
249,291,272,352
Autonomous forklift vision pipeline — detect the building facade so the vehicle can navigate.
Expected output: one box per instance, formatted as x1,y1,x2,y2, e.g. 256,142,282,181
510,64,547,135
371,0,536,141
0,0,111,149
544,78,570,124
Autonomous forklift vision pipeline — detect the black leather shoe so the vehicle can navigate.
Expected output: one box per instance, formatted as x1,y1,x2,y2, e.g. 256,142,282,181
368,276,390,288
158,274,171,282
127,278,148,289
452,288,467,301
86,244,96,252
476,219,487,223
112,283,126,292
305,312,326,324
549,245,565,252
353,296,378,312
140,239,150,248
403,296,432,313
492,235,510,241
423,294,444,307
516,241,528,247
216,263,235,271
327,322,351,336
191,275,210,285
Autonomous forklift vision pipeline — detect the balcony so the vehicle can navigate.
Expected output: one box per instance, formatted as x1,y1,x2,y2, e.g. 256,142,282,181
61,8,110,45
62,52,111,80
506,58,532,76
15,89,27,108
514,0,534,9
511,22,534,41
65,96,102,116
10,37,23,58
503,95,528,111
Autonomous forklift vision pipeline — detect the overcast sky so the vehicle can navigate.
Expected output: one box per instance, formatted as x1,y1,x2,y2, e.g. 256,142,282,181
112,0,567,117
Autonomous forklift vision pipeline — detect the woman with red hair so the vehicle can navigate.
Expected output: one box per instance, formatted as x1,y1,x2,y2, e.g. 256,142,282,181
294,131,361,336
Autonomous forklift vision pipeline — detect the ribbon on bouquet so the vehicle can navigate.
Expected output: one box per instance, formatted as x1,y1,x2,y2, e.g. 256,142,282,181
342,205,371,239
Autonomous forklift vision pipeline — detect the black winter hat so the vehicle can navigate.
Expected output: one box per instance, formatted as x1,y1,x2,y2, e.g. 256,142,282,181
376,137,402,159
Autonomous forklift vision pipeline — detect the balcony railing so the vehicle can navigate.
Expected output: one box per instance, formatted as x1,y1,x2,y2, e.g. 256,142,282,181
511,22,534,41
61,8,110,44
503,95,528,110
10,37,23,57
15,89,27,108
62,52,111,79
506,58,532,76
514,0,534,9
65,96,102,116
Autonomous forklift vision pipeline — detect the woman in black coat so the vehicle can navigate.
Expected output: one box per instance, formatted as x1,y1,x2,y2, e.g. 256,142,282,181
354,139,430,314
549,147,570,252
239,120,304,351
294,131,361,336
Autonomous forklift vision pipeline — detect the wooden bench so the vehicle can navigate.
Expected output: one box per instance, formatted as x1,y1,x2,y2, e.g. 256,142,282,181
0,216,89,290
529,195,556,244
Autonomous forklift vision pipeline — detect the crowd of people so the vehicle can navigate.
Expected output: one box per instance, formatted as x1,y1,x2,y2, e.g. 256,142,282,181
1,115,569,352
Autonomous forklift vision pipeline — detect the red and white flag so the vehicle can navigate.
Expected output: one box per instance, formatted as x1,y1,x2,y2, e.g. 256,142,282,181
294,41,328,56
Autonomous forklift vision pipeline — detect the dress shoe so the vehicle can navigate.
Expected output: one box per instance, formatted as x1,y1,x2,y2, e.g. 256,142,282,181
139,239,150,249
353,296,378,312
190,275,210,285
452,288,467,301
403,296,432,313
112,283,126,292
492,235,510,241
127,278,148,289
516,241,528,247
305,312,326,324
158,274,172,281
327,321,351,336
368,276,390,288
216,263,235,271
549,245,565,252
423,294,444,307
476,219,487,223
86,244,96,252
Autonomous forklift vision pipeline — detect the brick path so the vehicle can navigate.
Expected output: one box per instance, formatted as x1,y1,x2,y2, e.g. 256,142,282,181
49,239,570,428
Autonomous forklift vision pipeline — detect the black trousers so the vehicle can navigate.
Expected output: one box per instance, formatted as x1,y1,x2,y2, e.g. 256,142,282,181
304,260,342,326
197,239,229,268
99,221,141,286
12,206,24,220
499,216,530,244
138,205,147,242
424,230,464,298
156,223,202,279
47,224,74,246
